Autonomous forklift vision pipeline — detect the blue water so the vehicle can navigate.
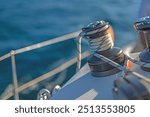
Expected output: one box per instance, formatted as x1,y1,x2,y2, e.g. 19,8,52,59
0,0,141,99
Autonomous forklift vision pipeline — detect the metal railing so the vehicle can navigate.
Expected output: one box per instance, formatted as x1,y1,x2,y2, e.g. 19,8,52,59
0,31,90,100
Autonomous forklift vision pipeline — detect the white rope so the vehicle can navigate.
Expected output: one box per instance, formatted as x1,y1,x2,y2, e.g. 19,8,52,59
76,34,82,72
76,25,113,72
86,26,113,52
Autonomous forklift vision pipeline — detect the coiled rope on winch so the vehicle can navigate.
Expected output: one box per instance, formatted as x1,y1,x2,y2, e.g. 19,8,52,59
76,20,114,71
83,21,113,52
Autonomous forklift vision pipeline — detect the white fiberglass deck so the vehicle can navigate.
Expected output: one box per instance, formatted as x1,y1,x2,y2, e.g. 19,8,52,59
51,63,119,100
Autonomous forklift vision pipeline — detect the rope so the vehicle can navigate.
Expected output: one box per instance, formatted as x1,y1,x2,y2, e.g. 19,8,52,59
85,26,113,52
15,31,80,55
76,21,113,71
76,34,82,72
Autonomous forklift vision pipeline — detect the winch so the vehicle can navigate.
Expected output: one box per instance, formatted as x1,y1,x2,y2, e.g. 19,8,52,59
134,16,150,71
81,20,126,77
